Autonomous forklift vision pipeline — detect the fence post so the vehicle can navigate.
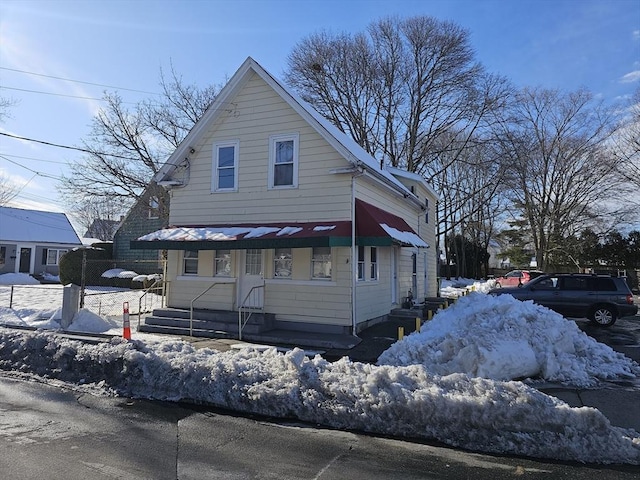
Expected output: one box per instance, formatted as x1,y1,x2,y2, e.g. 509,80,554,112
80,249,87,308
9,285,14,309
61,284,80,329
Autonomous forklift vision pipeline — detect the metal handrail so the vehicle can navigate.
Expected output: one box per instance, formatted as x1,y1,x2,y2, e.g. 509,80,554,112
189,282,223,336
136,278,165,329
238,284,265,341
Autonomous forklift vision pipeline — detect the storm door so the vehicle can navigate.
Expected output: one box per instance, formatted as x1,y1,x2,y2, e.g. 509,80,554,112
238,249,264,308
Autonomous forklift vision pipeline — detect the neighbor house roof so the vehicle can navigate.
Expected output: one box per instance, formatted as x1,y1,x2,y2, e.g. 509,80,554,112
154,57,422,209
0,206,82,245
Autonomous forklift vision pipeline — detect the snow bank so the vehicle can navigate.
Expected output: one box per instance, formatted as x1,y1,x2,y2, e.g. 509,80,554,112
378,293,640,387
0,329,638,464
0,273,40,285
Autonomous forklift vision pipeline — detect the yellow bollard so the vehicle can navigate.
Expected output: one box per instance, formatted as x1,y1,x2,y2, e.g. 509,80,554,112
398,326,404,340
415,317,421,332
427,310,433,321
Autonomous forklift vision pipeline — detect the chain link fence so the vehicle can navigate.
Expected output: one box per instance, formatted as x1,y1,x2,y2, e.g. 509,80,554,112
0,284,64,315
79,259,167,318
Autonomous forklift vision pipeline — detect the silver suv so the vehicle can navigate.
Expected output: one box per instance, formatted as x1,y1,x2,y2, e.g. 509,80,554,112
490,274,638,327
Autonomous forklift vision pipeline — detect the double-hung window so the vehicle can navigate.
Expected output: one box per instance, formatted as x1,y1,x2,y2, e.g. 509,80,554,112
269,133,298,188
213,141,239,191
312,247,331,279
357,246,365,281
274,248,292,278
369,247,378,280
45,249,67,266
214,250,231,276
183,251,198,275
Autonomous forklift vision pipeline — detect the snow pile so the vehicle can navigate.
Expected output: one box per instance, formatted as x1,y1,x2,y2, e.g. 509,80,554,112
101,268,137,279
67,309,119,333
378,293,640,387
0,307,27,326
0,329,638,464
440,277,495,297
0,273,40,285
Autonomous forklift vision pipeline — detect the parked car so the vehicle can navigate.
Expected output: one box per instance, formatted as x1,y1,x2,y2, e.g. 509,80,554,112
489,273,638,327
493,270,544,288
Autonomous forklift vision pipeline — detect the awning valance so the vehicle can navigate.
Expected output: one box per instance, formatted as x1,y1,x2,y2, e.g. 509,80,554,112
131,200,427,250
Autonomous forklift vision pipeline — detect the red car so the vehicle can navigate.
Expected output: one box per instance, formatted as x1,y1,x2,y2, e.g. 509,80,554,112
494,270,543,288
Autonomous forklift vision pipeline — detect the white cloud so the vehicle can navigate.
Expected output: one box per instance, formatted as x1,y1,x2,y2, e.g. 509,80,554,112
633,30,640,41
620,70,640,83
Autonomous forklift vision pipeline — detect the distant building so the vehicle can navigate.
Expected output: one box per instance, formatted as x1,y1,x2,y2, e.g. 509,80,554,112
83,218,120,241
0,206,82,276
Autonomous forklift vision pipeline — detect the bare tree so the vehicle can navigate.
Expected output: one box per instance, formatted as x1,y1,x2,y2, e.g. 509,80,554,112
59,67,221,215
610,88,640,195
495,87,632,270
285,15,510,174
0,172,19,206
71,196,123,241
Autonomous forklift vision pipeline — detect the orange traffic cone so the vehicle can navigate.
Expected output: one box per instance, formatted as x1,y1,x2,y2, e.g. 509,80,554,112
123,302,131,340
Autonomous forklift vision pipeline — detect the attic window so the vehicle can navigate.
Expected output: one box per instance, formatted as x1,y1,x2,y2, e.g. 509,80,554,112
213,141,239,192
269,133,298,189
148,196,160,219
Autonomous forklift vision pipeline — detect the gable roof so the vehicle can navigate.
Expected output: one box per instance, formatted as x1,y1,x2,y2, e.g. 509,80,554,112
155,57,419,204
0,206,82,245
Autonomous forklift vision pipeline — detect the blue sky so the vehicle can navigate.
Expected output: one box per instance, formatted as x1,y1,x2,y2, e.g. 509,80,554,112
0,0,638,223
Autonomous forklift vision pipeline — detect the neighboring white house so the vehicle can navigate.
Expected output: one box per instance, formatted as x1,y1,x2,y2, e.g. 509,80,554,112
132,57,438,337
0,206,82,277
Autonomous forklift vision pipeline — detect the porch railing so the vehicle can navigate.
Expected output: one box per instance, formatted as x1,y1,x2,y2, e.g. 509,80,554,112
136,278,166,329
189,282,224,337
238,284,265,341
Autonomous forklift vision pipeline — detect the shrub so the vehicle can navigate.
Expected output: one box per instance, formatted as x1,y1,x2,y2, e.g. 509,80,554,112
58,246,111,286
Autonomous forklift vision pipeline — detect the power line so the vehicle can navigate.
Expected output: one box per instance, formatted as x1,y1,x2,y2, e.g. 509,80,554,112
0,66,160,95
0,132,140,161
0,153,69,165
0,154,64,181
0,85,139,104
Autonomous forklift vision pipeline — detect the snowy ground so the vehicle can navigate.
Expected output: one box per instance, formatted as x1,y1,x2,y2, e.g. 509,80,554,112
1,273,639,464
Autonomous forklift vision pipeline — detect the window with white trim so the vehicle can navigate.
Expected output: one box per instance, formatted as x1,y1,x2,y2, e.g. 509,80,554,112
369,247,378,280
183,251,198,275
312,247,331,279
269,133,298,188
357,246,365,281
273,248,292,278
214,250,231,276
212,141,239,191
45,249,67,266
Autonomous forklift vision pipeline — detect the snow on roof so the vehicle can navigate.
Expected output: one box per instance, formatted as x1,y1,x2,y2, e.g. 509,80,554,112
137,224,341,242
0,206,81,245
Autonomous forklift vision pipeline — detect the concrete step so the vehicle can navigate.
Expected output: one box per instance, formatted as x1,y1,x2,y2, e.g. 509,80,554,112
143,308,275,334
143,315,271,334
138,323,235,339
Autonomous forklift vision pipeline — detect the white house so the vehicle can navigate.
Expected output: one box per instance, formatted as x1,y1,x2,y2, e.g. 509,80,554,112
0,206,82,277
132,57,438,341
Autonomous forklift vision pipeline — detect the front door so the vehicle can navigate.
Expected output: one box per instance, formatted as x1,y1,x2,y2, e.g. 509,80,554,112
238,249,264,308
19,248,31,273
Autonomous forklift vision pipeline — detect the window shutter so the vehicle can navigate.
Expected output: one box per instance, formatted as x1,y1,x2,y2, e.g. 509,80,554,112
42,249,48,264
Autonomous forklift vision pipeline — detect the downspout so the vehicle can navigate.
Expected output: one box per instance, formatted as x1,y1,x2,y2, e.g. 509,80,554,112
351,172,357,336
